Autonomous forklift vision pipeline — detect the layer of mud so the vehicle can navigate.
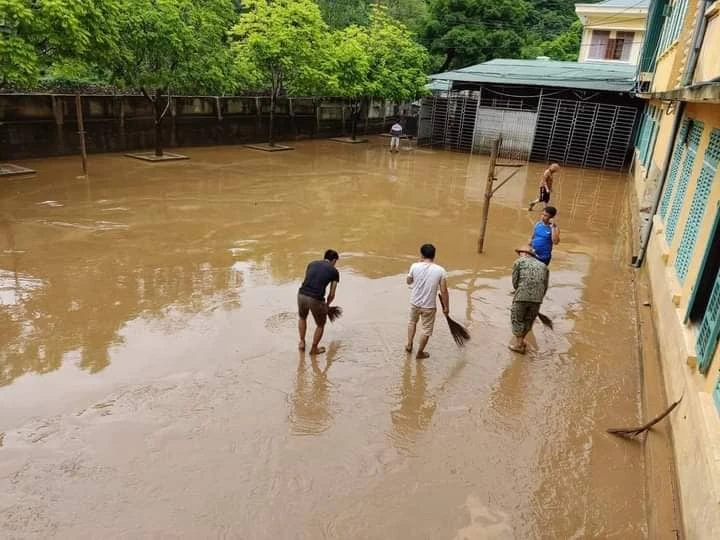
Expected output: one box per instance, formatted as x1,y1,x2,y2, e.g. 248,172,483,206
1,138,645,538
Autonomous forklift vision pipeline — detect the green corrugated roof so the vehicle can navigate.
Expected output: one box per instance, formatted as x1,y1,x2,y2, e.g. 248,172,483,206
426,79,450,92
430,59,637,92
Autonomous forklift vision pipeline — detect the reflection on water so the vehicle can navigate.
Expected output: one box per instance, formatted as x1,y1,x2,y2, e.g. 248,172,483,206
390,358,437,448
0,140,649,538
289,342,340,436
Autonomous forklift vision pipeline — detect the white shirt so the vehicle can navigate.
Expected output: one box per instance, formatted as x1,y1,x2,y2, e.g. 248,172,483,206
408,262,447,309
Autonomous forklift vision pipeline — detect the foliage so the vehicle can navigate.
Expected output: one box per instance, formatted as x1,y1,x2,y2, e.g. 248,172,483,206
318,0,427,32
422,0,530,72
109,0,237,95
522,19,583,61
0,0,120,89
361,6,429,102
326,26,372,98
231,0,331,97
317,0,370,29
381,0,428,32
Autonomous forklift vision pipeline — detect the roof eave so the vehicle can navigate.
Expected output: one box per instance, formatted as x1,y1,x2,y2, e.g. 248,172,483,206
638,81,720,103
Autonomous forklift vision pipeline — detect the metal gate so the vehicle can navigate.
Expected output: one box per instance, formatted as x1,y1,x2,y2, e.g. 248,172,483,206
530,98,638,170
473,107,537,161
418,95,477,151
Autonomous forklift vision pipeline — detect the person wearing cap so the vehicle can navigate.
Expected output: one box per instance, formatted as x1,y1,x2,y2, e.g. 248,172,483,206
509,244,549,354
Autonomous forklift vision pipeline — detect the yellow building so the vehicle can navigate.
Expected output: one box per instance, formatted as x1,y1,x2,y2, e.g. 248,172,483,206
633,0,720,536
575,0,650,64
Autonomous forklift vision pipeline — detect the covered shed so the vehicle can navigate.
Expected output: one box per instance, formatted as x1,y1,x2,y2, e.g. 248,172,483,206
420,59,643,169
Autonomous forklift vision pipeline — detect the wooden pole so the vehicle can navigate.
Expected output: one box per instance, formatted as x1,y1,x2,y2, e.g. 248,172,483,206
477,138,500,253
75,93,88,176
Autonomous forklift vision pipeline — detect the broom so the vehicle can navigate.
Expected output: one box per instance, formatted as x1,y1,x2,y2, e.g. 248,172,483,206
537,312,553,330
327,305,343,322
438,294,470,346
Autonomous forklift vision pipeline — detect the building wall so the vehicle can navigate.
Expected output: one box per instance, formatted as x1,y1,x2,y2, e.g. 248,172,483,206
694,5,720,83
645,212,720,539
634,0,720,535
638,102,720,538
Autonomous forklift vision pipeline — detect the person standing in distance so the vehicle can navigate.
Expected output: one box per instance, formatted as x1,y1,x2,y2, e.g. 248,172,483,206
528,163,560,211
530,206,560,266
509,244,549,354
389,119,403,153
406,244,449,359
298,250,340,355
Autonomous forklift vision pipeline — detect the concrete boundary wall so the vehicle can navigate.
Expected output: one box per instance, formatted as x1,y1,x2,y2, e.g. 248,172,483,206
0,95,417,160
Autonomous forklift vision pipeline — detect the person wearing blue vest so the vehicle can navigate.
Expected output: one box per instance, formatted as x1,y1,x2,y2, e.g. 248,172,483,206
530,206,560,265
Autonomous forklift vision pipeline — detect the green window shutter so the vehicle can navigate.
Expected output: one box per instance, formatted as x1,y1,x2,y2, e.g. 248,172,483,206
640,0,669,73
638,110,650,164
660,118,690,220
646,108,661,169
697,270,720,374
675,129,720,283
666,121,704,243
714,373,720,414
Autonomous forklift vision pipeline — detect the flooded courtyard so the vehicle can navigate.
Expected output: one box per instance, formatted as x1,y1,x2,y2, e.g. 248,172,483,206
1,139,648,538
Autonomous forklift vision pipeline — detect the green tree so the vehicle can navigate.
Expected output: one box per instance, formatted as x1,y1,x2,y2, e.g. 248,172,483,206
107,0,237,156
423,0,530,72
231,0,331,146
382,0,428,33
363,6,429,103
326,26,371,140
326,6,429,139
522,19,582,61
317,0,371,29
0,0,119,89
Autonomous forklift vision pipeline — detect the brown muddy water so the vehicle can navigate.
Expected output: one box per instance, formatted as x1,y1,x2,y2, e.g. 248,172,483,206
1,139,645,538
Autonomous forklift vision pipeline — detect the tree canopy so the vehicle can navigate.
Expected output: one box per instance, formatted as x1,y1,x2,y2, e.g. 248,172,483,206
0,0,120,88
231,0,331,97
2,0,586,94
422,0,531,72
109,0,237,95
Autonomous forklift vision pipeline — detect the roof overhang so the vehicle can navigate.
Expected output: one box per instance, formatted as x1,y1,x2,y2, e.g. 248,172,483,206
638,81,720,104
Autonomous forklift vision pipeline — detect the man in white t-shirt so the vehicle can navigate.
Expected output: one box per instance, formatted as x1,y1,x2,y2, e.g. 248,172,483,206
389,121,403,153
405,243,449,359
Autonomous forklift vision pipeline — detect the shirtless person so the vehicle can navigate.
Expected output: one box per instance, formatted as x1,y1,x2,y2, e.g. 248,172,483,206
298,250,340,355
528,163,560,211
406,243,449,359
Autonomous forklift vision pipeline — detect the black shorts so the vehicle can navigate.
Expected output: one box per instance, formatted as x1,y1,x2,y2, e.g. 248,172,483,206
539,186,550,203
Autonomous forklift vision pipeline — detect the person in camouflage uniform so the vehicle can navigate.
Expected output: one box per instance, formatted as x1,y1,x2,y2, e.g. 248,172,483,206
509,244,549,354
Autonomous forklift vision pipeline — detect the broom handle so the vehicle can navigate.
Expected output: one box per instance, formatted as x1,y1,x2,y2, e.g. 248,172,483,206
438,293,448,315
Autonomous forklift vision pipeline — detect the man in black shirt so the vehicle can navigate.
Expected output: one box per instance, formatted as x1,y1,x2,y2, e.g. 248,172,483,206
298,249,340,355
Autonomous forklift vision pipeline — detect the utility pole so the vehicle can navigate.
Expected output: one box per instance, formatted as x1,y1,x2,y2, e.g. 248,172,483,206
477,138,500,253
75,93,88,177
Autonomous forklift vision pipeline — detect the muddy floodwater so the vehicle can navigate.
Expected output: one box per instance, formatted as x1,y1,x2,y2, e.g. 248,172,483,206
1,139,646,538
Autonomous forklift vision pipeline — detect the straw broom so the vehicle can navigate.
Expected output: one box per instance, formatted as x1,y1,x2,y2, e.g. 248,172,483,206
438,294,470,346
327,305,343,322
537,312,553,330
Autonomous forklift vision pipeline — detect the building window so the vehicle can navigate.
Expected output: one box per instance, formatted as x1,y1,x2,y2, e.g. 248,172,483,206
685,130,720,375
589,30,635,61
675,129,720,284
657,0,689,56
666,120,704,243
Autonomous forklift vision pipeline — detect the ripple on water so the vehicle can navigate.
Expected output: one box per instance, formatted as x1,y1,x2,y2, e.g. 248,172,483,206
264,311,297,334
